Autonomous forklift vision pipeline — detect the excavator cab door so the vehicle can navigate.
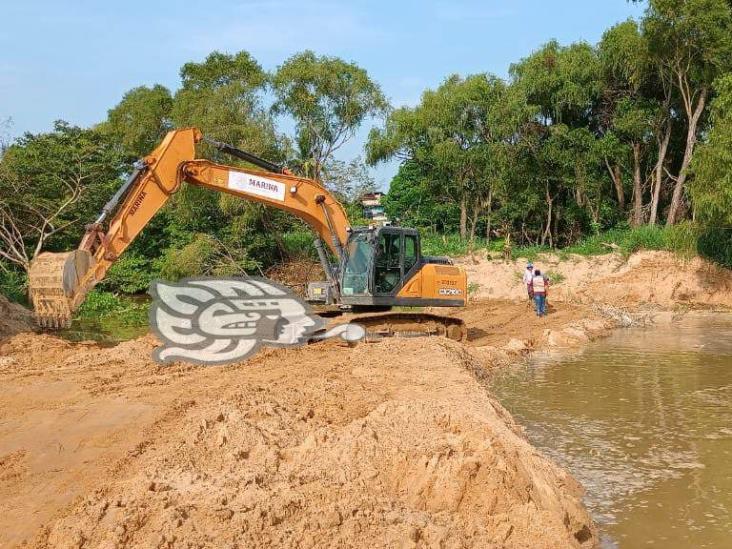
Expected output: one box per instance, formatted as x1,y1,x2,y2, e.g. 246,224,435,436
340,230,373,297
372,228,420,296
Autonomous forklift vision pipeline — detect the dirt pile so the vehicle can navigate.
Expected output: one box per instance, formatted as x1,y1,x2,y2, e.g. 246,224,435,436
0,294,34,340
0,332,595,548
265,259,324,298
460,250,732,308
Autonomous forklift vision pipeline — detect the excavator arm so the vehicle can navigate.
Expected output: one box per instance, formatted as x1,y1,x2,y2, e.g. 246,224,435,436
28,128,351,327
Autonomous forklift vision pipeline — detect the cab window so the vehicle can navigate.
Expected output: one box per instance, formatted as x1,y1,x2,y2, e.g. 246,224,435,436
375,232,401,294
342,233,372,295
404,235,418,272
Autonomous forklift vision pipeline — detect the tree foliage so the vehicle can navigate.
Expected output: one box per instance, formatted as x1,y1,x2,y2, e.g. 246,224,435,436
272,51,388,180
102,85,173,158
367,0,732,246
692,74,732,225
0,122,124,270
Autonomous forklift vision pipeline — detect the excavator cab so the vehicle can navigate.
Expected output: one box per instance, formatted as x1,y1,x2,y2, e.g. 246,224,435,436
340,227,419,299
309,226,466,309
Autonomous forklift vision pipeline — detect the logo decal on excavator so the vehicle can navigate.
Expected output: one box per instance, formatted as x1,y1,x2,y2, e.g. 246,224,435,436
128,190,147,216
149,277,364,365
228,172,286,201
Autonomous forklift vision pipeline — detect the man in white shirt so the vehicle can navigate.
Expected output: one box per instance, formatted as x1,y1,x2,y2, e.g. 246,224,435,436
522,262,534,301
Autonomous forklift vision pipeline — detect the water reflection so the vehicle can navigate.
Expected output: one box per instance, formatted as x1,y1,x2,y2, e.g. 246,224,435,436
491,314,732,548
58,318,149,345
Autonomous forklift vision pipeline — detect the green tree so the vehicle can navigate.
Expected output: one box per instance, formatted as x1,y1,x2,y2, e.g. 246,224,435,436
370,74,531,240
598,20,663,225
167,51,295,271
691,74,732,225
643,0,732,224
272,51,388,181
510,41,607,243
0,122,124,271
510,40,602,126
381,161,461,232
172,50,283,160
101,85,173,158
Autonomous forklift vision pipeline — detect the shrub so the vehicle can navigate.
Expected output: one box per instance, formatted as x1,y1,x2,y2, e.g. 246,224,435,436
102,253,158,294
76,290,148,324
0,265,28,304
281,230,317,260
421,232,490,256
697,227,732,269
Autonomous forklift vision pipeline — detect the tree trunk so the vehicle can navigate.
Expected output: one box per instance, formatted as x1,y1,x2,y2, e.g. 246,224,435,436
631,142,643,226
604,159,625,212
649,118,672,225
468,201,480,243
459,195,468,239
667,87,707,226
485,188,493,245
541,183,553,247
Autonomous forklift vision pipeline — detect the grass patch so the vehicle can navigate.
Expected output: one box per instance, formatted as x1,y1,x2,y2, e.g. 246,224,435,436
546,271,566,284
75,290,149,325
512,245,551,261
416,224,729,266
421,232,490,256
561,225,698,257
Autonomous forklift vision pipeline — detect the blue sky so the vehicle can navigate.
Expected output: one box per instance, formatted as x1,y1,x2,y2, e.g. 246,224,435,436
1,0,644,187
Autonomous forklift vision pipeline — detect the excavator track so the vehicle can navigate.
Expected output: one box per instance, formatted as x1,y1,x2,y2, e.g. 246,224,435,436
319,310,466,342
28,250,94,329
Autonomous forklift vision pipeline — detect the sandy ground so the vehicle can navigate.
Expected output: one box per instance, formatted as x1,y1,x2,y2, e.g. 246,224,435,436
0,331,595,549
0,250,729,548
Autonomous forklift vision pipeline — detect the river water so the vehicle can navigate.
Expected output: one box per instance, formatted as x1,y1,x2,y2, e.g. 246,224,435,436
491,313,732,548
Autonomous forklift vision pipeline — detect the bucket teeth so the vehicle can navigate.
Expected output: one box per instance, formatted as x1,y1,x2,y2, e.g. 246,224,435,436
28,250,94,330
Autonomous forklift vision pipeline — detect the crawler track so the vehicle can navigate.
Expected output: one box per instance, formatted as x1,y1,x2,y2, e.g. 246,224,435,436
318,310,467,341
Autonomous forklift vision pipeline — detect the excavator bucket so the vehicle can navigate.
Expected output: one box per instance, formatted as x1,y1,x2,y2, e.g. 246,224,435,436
28,250,95,329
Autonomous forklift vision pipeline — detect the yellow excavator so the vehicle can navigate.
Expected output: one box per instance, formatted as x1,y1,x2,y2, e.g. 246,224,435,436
28,128,468,339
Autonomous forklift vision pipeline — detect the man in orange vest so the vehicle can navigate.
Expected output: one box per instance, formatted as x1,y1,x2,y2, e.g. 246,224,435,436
529,268,549,317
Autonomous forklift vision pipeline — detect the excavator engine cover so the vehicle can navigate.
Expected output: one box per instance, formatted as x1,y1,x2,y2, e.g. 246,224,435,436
28,250,95,328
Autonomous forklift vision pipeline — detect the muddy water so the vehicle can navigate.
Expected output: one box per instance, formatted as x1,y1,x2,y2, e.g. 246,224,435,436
491,313,732,548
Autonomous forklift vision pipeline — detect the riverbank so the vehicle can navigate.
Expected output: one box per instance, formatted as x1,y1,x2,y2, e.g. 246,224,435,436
0,249,729,548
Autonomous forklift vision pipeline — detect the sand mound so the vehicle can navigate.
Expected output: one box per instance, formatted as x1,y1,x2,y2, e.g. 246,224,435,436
8,337,594,548
461,250,732,308
578,251,732,308
0,294,34,340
